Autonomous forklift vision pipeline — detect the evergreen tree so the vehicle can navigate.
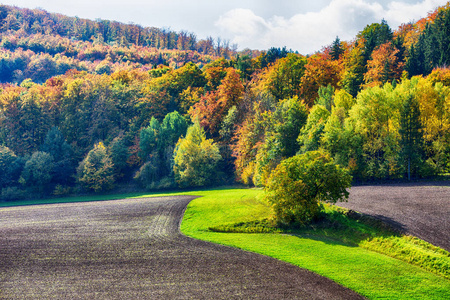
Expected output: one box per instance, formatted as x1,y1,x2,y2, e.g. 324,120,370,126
330,36,343,61
399,95,424,180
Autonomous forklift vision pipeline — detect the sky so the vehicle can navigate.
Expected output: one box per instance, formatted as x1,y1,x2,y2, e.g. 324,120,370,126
1,0,448,54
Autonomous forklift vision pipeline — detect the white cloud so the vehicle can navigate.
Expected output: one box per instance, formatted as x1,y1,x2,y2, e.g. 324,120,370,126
216,9,269,38
4,0,449,53
385,0,448,24
215,0,449,54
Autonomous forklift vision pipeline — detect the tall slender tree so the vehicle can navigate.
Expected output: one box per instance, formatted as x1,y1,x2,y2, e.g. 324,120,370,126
399,95,424,180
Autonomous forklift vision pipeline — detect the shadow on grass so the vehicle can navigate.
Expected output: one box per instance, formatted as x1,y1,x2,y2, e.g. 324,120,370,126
209,205,450,279
209,205,403,248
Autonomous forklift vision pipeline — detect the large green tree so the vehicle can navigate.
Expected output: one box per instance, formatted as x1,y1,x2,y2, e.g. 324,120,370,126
254,97,308,186
138,111,188,185
264,150,352,226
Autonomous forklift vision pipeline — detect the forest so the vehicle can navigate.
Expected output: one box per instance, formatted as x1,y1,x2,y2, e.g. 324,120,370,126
0,3,450,200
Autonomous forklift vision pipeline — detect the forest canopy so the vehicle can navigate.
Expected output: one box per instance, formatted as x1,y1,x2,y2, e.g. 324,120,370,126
1,3,450,200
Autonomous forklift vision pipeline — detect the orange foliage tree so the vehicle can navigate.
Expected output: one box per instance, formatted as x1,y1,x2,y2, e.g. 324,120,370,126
300,53,343,105
189,68,243,138
364,43,405,87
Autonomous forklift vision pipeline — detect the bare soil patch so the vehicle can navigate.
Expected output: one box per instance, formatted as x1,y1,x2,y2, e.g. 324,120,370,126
340,182,450,251
0,196,364,299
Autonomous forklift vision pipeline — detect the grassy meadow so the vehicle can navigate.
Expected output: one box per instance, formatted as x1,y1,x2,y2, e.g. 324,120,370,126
2,187,449,299
178,188,450,299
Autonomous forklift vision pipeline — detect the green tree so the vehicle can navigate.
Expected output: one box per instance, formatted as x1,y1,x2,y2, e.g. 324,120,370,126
219,105,238,143
109,135,130,180
40,127,74,185
297,105,330,153
77,142,115,192
348,83,402,179
253,97,308,186
264,150,352,226
139,117,161,161
399,95,424,180
341,42,366,97
159,111,188,175
330,36,344,60
0,145,24,188
19,151,54,193
315,84,335,112
160,111,188,148
138,111,188,184
266,53,307,101
173,121,222,188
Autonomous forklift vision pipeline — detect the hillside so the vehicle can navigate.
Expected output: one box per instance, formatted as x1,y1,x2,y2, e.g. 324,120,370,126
0,3,450,200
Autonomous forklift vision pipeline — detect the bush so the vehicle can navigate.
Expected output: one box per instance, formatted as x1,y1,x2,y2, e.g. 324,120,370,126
264,150,352,226
1,186,26,201
53,184,72,196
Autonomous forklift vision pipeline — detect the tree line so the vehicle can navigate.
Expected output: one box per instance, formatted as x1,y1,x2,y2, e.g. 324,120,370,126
0,3,450,201
0,5,236,55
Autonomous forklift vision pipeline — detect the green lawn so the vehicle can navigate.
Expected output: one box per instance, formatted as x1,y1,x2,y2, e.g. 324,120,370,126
2,187,449,299
179,188,450,300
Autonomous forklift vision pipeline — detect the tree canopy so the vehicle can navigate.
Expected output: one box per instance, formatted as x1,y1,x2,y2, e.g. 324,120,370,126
1,3,450,201
264,150,352,225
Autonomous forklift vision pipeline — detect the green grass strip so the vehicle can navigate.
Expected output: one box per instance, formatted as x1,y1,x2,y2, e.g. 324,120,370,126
179,188,450,300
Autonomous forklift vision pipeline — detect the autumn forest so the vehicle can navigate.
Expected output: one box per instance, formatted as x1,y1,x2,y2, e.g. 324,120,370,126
1,3,450,200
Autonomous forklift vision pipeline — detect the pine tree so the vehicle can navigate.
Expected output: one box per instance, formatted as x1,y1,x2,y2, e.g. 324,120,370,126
399,95,424,180
330,36,343,61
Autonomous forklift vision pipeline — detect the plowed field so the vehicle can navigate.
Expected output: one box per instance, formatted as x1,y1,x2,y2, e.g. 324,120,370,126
0,196,364,299
340,182,450,251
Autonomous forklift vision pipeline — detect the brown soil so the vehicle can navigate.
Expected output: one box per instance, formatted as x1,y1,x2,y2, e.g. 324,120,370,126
0,196,364,299
339,182,450,251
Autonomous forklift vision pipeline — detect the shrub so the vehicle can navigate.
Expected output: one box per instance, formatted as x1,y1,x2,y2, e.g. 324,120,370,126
1,186,26,201
264,150,352,226
53,184,72,196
